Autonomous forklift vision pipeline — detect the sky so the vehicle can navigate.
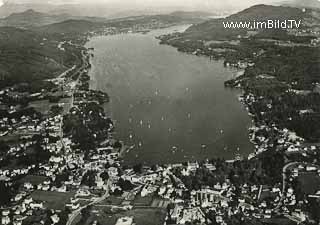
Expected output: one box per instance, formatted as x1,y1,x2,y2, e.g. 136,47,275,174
0,0,279,8
1,0,313,17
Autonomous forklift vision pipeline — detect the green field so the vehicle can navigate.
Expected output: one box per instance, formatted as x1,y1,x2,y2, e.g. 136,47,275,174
297,173,320,195
31,190,75,210
133,195,154,207
19,175,49,186
29,100,52,115
29,98,71,115
92,208,166,225
99,196,124,206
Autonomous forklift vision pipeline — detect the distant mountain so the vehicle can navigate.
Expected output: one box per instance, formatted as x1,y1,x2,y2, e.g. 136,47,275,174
280,0,320,9
0,3,46,18
169,11,218,19
0,9,112,29
0,9,74,28
0,2,229,19
35,19,106,34
0,8,212,30
31,11,210,36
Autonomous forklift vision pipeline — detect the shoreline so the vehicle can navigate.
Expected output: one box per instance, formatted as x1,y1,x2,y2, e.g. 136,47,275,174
156,33,306,161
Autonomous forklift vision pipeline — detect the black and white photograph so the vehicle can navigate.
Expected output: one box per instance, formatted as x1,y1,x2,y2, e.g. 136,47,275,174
0,0,319,224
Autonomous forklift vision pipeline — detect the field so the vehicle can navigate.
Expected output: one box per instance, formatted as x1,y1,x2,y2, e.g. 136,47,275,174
29,100,52,115
31,190,75,210
132,195,154,207
297,173,320,195
18,175,49,186
58,97,72,114
29,98,71,115
91,208,166,225
99,196,124,206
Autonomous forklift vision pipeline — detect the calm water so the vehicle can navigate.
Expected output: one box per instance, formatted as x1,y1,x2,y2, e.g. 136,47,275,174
87,25,253,165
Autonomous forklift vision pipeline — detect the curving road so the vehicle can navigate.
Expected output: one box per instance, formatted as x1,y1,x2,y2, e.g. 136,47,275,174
66,180,111,225
275,161,319,210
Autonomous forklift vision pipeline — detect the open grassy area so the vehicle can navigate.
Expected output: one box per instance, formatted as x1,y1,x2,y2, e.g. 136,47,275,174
133,195,154,207
18,175,49,186
90,208,166,225
99,196,124,206
29,100,52,115
31,190,75,210
29,97,71,115
297,173,320,195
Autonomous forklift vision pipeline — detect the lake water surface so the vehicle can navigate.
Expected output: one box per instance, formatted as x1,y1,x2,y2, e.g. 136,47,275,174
87,25,253,165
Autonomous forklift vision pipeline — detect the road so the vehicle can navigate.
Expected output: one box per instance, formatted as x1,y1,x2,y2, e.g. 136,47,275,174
275,161,319,210
64,49,111,225
59,49,88,153
274,161,300,210
66,180,111,225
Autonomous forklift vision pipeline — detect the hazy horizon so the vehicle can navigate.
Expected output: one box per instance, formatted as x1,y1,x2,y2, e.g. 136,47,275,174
0,0,312,18
0,0,280,12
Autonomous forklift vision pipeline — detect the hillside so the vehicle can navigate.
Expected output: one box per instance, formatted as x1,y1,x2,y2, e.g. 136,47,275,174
0,26,81,88
182,4,309,40
0,10,210,89
228,4,305,21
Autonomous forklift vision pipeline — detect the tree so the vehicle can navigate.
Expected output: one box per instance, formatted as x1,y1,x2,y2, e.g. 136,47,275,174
133,163,143,174
0,181,12,206
100,171,109,181
118,178,134,191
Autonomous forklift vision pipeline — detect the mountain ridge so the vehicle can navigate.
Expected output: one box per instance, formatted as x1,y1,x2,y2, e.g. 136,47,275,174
182,4,310,40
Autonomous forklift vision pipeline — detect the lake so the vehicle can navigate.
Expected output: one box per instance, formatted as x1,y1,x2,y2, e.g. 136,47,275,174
86,25,254,165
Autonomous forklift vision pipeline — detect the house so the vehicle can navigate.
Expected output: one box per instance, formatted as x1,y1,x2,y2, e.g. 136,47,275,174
30,202,44,209
191,188,225,206
306,166,317,172
108,167,118,177
115,216,133,225
66,202,80,210
1,216,10,225
204,163,216,171
13,220,22,225
141,185,158,197
24,197,33,205
95,178,104,189
170,205,183,221
76,189,90,197
51,214,60,224
1,210,10,217
293,168,299,177
178,207,206,224
187,162,199,172
24,183,34,190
